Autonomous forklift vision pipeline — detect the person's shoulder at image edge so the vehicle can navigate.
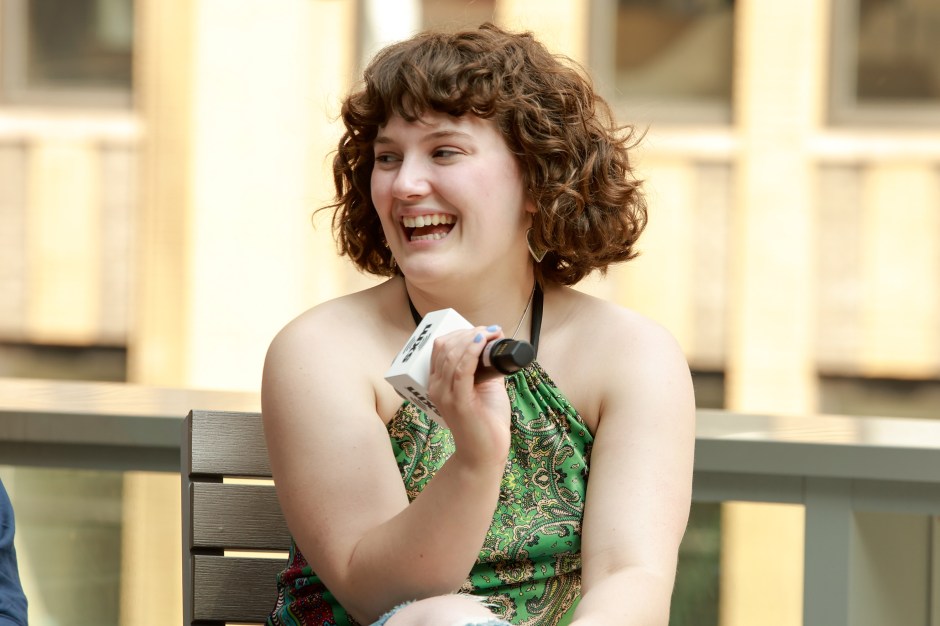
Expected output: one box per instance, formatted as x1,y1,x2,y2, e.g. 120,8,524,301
0,480,27,626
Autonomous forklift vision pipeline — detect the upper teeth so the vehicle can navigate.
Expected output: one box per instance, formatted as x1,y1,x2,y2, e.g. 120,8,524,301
402,214,456,228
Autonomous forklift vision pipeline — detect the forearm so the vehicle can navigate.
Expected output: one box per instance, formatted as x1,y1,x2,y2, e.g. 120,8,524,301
331,450,505,623
571,567,675,626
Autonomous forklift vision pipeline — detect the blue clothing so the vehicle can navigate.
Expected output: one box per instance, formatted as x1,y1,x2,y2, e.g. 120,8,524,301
0,480,27,626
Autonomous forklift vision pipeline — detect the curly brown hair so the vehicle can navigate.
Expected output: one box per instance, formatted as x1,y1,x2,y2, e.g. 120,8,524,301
326,22,647,286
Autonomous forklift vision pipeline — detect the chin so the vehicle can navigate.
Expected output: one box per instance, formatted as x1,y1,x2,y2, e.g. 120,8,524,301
399,258,462,285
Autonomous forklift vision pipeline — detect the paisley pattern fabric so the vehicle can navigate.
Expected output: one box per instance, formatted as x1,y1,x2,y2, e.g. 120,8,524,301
267,362,593,626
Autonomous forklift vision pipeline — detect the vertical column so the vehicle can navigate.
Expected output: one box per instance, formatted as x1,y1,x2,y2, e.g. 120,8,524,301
184,0,349,391
122,1,197,622
802,478,853,626
130,0,196,387
126,2,356,625
721,0,829,625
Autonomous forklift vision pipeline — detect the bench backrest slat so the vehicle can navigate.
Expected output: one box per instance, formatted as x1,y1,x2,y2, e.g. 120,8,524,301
183,410,287,625
191,482,290,550
189,410,272,476
192,555,286,623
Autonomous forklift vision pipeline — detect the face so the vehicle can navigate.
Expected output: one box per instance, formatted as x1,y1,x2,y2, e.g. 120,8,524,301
370,112,533,284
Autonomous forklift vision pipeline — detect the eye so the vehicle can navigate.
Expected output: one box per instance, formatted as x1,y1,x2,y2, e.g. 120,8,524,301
432,148,461,160
374,152,401,165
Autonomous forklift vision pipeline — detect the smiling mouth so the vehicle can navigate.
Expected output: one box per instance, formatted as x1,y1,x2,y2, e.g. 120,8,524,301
402,213,456,241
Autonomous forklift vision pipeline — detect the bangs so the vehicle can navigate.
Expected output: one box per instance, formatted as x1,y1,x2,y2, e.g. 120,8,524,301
361,31,503,127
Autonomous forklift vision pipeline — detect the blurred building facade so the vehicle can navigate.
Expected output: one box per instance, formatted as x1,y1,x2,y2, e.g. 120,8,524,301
0,0,938,624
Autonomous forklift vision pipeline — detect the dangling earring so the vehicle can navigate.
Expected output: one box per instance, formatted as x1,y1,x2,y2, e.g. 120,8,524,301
526,228,547,263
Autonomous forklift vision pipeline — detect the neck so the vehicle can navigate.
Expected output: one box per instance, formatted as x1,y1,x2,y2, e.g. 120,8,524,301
402,273,538,338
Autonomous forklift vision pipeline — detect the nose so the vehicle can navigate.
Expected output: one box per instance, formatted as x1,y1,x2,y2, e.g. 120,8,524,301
391,156,431,200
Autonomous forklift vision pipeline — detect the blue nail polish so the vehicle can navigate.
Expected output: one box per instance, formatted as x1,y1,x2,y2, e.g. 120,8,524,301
487,325,500,332
474,333,484,343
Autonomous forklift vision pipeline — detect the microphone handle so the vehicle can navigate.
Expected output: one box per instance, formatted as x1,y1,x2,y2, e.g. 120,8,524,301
480,339,535,375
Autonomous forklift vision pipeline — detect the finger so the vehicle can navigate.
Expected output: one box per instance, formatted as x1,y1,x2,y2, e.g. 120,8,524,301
429,326,503,377
450,326,505,383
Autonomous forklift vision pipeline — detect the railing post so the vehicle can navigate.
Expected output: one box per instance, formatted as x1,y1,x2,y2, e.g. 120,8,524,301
803,477,853,626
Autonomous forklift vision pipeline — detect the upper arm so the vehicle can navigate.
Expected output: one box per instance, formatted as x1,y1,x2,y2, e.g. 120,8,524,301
580,313,696,588
261,307,409,589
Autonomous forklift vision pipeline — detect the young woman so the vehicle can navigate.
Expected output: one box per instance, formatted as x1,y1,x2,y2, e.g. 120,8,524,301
262,23,695,626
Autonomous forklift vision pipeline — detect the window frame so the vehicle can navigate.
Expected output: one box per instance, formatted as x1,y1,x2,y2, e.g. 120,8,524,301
588,0,734,125
829,0,940,127
0,0,134,109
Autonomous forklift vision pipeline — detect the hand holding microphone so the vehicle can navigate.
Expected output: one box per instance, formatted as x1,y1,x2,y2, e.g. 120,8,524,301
385,308,535,426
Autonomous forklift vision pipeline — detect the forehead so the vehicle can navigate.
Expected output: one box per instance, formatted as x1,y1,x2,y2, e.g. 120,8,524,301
375,111,502,142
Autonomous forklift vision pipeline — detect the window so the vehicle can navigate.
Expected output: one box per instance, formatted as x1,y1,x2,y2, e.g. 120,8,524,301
830,0,940,124
591,0,735,123
1,0,134,107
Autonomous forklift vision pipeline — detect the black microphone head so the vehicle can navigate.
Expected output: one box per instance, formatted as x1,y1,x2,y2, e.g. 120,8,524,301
487,339,535,375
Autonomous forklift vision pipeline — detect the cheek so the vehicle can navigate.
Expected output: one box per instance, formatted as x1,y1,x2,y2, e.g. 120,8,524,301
371,173,399,222
370,171,385,205
482,162,529,217
369,174,395,232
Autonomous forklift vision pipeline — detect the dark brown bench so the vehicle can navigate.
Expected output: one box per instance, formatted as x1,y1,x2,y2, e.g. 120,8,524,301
181,409,290,624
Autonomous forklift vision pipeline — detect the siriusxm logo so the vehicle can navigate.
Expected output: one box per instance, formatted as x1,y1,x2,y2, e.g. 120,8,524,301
401,322,432,363
406,385,440,416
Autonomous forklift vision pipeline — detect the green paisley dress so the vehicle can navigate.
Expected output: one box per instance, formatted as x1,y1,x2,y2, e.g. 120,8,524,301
267,361,593,626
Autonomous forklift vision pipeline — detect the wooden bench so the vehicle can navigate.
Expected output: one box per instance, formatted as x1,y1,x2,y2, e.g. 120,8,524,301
181,409,289,625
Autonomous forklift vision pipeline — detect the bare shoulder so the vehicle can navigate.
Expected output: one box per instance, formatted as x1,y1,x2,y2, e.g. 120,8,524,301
594,295,684,365
266,279,407,366
541,286,693,432
261,278,411,426
267,287,382,359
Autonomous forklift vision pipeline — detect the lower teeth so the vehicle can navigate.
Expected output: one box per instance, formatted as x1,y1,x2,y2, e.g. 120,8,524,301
411,232,447,241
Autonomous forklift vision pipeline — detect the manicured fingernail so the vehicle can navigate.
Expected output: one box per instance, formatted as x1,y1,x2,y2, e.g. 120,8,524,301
474,333,484,343
486,325,500,332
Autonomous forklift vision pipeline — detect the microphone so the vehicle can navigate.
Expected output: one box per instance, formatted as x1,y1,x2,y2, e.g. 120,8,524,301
385,308,534,426
481,338,535,375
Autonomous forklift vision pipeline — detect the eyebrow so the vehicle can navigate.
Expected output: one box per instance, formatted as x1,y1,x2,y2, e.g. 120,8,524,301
373,129,474,145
